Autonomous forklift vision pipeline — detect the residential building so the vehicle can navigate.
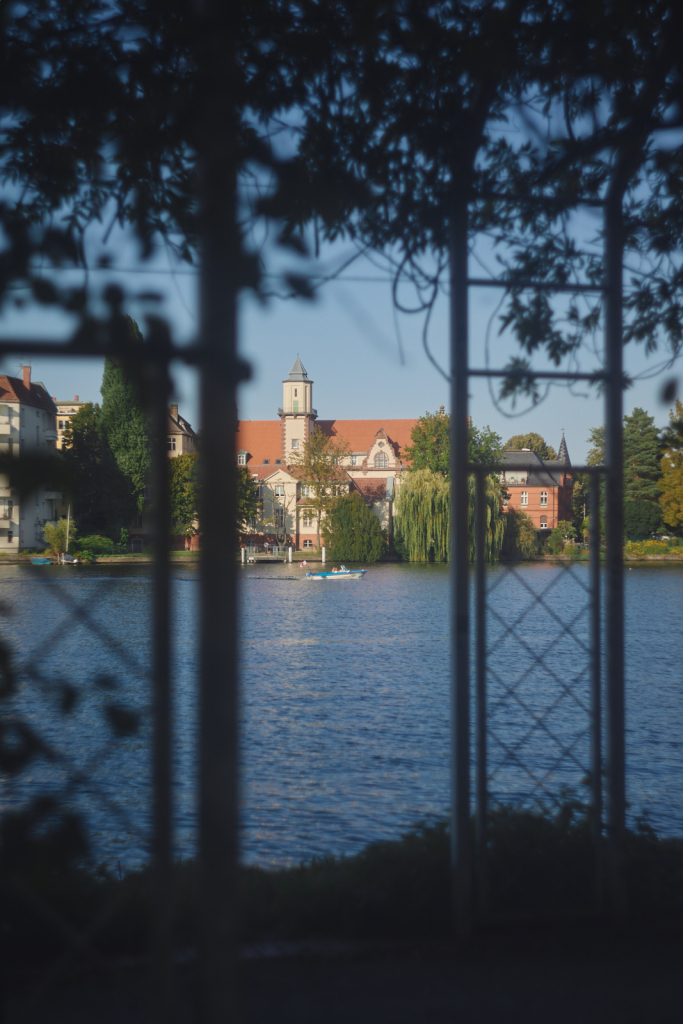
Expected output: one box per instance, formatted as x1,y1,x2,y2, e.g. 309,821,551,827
236,359,417,549
0,367,60,551
501,438,573,530
167,403,198,457
53,395,87,449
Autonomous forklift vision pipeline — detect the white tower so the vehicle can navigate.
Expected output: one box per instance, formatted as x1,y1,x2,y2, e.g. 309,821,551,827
279,358,317,459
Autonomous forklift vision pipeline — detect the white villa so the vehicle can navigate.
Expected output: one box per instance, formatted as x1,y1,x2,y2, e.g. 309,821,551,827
0,367,60,551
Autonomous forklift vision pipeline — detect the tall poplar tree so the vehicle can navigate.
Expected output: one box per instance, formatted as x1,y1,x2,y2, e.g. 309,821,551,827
63,401,134,531
100,317,151,514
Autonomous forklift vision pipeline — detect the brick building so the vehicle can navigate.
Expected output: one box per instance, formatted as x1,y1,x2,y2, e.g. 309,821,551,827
501,437,573,530
236,359,416,549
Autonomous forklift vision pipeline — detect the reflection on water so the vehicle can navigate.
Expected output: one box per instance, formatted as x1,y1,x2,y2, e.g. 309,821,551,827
0,560,681,867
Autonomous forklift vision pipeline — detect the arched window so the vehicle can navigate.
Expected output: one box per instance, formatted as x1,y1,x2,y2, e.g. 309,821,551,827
374,452,388,469
540,491,548,507
540,516,548,528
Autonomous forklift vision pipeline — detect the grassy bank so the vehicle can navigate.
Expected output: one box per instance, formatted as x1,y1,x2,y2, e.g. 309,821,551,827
624,538,683,559
4,807,683,969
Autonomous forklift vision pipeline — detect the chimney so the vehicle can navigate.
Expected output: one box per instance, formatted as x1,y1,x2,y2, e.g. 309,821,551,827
74,395,79,402
22,366,31,389
170,403,179,421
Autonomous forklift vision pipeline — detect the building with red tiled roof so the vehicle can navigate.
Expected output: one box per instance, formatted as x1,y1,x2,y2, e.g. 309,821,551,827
236,359,418,550
0,366,60,551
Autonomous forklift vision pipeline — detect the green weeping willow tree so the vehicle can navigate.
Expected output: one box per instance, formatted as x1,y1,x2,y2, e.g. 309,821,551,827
394,469,505,562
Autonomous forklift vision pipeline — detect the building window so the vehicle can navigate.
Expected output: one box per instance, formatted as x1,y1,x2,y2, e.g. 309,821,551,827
274,485,285,498
540,491,548,507
275,459,282,465
300,484,311,497
168,437,177,451
237,452,246,465
7,531,13,542
293,401,299,413
58,420,64,430
294,388,298,397
351,455,357,466
291,438,298,449
540,516,548,529
263,459,270,465
302,515,312,527
274,508,284,527
0,500,13,520
520,492,528,506
374,452,388,469
303,539,313,548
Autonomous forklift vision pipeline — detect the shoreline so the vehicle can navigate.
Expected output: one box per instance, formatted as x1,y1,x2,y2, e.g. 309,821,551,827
2,553,682,565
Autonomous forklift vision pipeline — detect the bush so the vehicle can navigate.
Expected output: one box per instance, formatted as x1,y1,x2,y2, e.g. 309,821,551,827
547,520,576,554
322,492,387,562
77,534,118,555
502,508,539,559
625,539,683,559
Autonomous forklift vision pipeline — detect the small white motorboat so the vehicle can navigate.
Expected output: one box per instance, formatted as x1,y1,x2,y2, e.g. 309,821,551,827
305,564,367,581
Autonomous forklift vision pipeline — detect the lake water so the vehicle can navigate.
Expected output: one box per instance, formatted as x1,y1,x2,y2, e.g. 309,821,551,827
0,561,682,868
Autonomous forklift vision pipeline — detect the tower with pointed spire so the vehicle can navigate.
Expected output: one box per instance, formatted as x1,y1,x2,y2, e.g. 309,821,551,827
279,357,317,459
557,431,570,465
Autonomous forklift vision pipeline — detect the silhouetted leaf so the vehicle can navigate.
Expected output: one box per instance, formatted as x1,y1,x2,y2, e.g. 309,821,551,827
31,278,59,304
105,704,139,736
60,684,79,714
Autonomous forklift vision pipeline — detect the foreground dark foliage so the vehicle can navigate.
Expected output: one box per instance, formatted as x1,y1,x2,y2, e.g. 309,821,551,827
3,806,683,970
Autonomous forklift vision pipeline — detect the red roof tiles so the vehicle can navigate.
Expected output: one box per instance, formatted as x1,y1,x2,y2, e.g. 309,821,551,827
0,374,56,413
317,419,416,459
235,418,417,466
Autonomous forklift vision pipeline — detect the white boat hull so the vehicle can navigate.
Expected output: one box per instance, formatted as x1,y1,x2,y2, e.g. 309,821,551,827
305,569,367,581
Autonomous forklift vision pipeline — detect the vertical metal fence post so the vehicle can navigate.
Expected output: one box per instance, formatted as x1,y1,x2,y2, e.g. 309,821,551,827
604,191,626,917
588,468,603,906
196,2,242,1020
474,468,488,916
149,336,173,1024
449,187,472,937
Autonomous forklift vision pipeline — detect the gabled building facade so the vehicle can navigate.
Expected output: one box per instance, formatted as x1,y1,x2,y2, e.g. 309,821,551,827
167,403,198,456
501,437,573,530
0,367,60,551
53,395,87,449
236,359,417,549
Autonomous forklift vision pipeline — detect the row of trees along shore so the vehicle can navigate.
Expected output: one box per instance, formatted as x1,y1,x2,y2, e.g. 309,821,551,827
391,403,683,563
572,401,683,541
60,316,259,555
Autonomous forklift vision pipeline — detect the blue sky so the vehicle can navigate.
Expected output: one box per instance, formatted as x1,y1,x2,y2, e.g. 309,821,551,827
1,232,679,465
